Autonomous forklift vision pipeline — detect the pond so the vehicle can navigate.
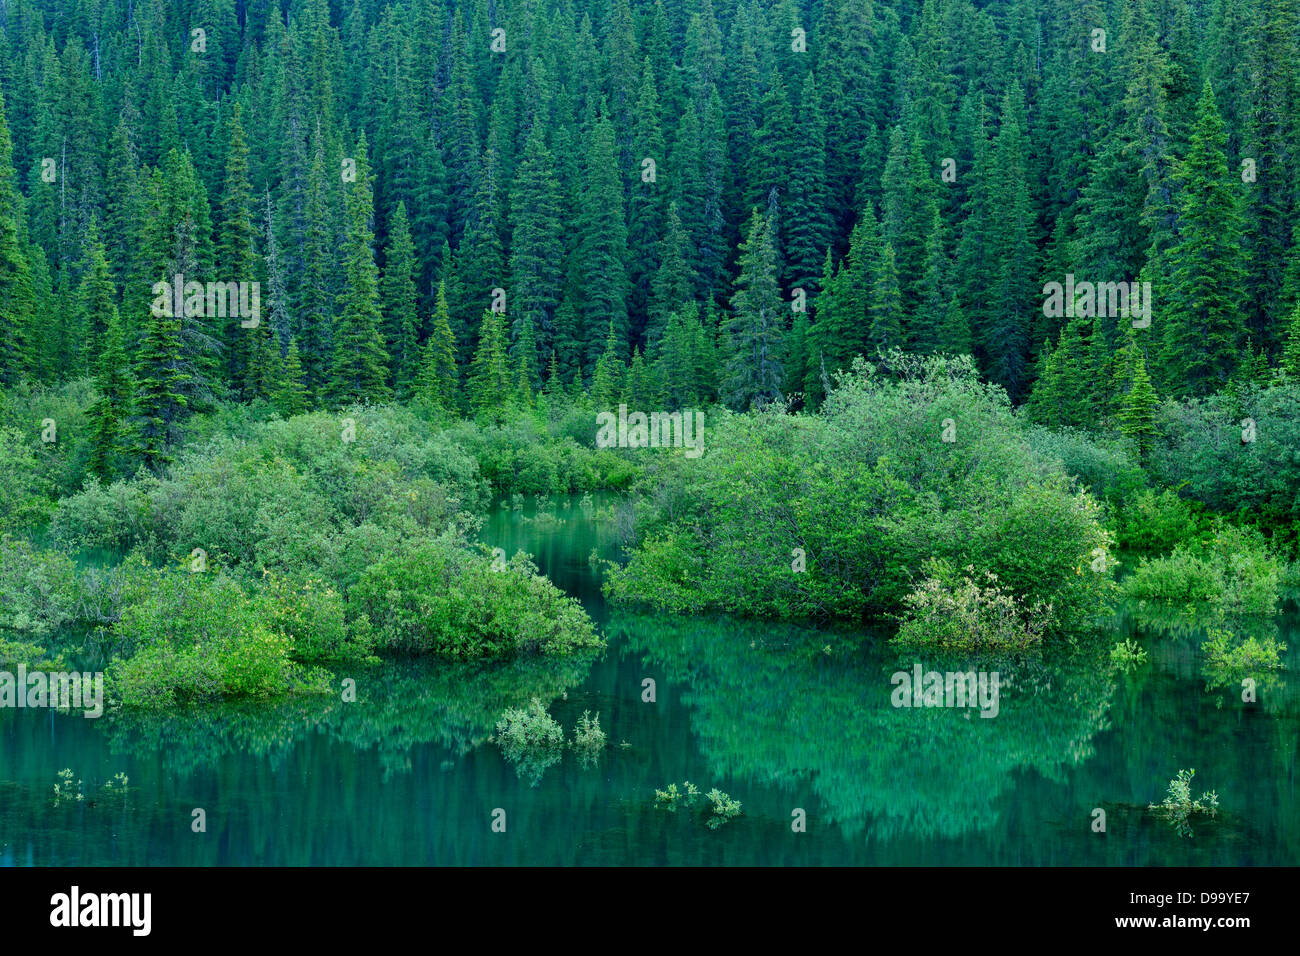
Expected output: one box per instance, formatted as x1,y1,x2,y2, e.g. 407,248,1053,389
2,494,1297,865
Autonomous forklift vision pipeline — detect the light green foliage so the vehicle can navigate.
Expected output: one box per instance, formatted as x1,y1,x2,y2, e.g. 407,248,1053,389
654,780,701,811
350,539,603,660
1151,383,1300,548
704,789,742,829
0,424,55,533
108,566,339,708
894,560,1056,649
572,710,606,759
495,697,565,785
1121,525,1284,614
1109,639,1149,672
1202,628,1286,684
1149,769,1219,838
1113,488,1206,555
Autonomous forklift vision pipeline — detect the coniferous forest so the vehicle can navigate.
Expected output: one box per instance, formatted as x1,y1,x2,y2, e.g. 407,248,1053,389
1,0,1300,890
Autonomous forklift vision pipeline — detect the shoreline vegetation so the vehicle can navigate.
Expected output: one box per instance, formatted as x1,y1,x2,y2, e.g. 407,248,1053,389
1,349,1296,712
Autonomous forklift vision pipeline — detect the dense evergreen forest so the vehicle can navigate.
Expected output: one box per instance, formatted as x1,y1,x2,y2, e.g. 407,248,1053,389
1,0,1298,456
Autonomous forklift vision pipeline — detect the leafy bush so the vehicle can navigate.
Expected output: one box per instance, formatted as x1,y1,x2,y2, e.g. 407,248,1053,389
1202,628,1286,680
0,426,55,534
1113,488,1207,555
1121,524,1284,614
654,781,701,811
607,353,1114,635
443,416,636,495
1149,769,1218,838
572,711,606,760
893,560,1056,649
350,538,603,659
705,789,742,829
1,379,97,501
50,406,487,577
107,567,337,708
1109,639,1148,671
1022,425,1147,504
1151,383,1300,545
495,698,564,785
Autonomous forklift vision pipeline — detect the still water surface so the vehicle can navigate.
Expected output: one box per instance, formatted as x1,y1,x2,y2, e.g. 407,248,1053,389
2,495,1297,864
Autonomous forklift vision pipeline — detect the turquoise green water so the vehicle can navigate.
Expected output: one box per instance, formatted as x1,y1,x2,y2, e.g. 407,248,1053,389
2,495,1297,865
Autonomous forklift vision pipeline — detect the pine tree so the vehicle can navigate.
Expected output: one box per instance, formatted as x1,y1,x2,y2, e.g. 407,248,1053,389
0,87,37,386
590,321,625,411
508,125,563,372
1281,301,1300,379
578,113,630,366
1117,348,1159,462
273,336,309,416
132,292,189,471
74,217,116,375
219,103,258,396
467,309,511,418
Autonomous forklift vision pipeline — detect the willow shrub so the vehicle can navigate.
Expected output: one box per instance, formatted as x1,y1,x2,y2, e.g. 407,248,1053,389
50,405,488,579
605,353,1113,634
1121,524,1284,615
107,566,346,708
350,537,603,660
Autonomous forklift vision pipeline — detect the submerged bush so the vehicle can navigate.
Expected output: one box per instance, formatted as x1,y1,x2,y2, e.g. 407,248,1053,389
350,537,603,660
107,566,342,708
572,711,606,758
495,698,565,785
1149,769,1218,838
893,561,1056,649
607,354,1113,635
1121,524,1284,614
705,789,742,829
1109,639,1148,671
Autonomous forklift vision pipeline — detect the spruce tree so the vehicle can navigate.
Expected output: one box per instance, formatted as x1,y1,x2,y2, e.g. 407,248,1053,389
379,201,419,396
329,136,392,405
87,306,132,481
724,210,784,409
416,280,460,412
1159,81,1247,397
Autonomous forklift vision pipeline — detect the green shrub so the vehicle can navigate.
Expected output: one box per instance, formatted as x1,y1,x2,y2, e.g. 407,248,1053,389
893,560,1056,649
0,425,55,534
654,781,701,811
1121,524,1283,614
572,710,606,760
1202,628,1286,680
495,698,564,785
107,568,335,708
705,789,742,829
1113,488,1207,555
606,353,1114,635
1022,425,1147,504
1151,383,1300,543
1109,639,1148,671
1149,769,1218,838
350,537,603,660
